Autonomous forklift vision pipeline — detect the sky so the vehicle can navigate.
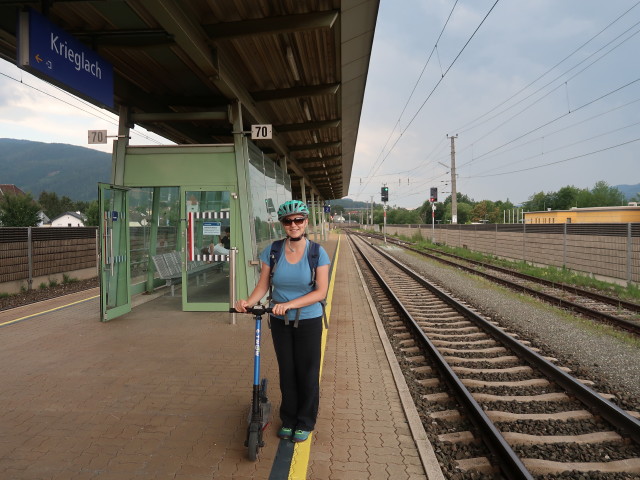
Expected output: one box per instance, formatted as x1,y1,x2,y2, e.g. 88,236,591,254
1,0,639,208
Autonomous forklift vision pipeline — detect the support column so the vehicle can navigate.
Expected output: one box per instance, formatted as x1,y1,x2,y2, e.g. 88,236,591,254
112,105,131,186
146,188,161,292
300,178,307,205
230,100,255,297
310,191,318,242
320,199,326,241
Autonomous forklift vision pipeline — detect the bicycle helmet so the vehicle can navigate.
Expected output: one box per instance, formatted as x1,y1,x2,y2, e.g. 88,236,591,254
277,200,309,220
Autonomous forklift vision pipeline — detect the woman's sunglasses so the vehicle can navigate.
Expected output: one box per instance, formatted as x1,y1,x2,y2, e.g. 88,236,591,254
281,217,307,226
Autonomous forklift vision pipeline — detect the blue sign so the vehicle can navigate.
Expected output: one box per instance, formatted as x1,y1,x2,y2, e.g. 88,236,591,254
18,9,114,108
323,206,331,213
111,211,119,221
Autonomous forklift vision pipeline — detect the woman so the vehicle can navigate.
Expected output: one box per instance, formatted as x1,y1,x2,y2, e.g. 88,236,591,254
234,200,330,443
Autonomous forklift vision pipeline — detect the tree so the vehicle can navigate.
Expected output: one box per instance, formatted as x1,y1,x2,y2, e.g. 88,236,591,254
387,207,421,224
0,192,41,227
523,191,553,212
38,191,77,219
84,200,100,227
552,186,580,210
471,200,500,223
589,181,626,207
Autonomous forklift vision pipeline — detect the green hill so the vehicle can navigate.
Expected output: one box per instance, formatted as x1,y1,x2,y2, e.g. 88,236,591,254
0,138,110,201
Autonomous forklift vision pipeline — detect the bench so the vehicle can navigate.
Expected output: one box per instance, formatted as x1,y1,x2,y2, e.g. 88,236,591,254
151,251,183,296
151,251,226,296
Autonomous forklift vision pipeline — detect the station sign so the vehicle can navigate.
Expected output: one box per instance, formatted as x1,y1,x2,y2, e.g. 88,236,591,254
251,124,272,139
88,130,108,144
18,8,114,108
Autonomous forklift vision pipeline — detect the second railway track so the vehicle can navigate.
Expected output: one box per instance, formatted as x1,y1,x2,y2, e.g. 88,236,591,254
348,233,640,479
354,230,640,336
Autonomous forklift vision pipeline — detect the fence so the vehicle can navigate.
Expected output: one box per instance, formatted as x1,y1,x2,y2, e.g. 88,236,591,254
371,223,640,285
0,227,98,293
0,226,180,294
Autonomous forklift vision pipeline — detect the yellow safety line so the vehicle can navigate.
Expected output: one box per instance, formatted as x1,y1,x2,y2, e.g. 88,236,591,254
0,294,100,328
288,234,341,480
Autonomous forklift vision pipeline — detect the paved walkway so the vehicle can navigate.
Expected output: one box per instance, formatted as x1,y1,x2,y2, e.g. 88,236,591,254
0,232,439,479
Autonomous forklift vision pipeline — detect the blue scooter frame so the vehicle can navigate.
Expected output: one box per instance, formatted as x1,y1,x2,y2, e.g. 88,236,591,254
230,305,272,461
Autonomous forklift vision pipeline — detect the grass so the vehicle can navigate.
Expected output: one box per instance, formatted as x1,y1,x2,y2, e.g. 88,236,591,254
1,275,80,300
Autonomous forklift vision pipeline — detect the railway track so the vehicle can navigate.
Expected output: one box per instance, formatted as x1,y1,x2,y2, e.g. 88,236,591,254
352,230,640,336
349,234,640,479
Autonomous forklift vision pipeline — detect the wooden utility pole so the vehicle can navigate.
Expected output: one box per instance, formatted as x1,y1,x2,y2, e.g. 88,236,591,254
448,134,458,224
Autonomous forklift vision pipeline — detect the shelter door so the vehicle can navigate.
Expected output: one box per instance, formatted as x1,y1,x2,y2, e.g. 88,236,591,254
98,184,131,321
182,189,232,311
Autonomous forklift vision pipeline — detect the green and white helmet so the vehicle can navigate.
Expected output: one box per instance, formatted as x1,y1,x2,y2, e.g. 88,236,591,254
277,200,309,220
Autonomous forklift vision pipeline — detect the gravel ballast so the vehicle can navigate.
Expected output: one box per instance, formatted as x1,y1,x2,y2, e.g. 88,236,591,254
377,243,640,407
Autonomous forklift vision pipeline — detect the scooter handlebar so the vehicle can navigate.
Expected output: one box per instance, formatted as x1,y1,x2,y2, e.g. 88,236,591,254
229,305,273,315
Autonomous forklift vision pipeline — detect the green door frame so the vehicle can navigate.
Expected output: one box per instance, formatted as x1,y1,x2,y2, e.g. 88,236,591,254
181,185,237,311
98,183,132,321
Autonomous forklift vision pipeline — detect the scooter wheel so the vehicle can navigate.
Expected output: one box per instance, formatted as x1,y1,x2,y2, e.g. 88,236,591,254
247,430,259,461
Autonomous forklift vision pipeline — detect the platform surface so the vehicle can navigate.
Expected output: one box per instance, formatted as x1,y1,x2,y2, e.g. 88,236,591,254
0,232,434,479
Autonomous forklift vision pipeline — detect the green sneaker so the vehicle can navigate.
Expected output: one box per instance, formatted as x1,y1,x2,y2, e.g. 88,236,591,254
277,427,293,440
292,430,311,443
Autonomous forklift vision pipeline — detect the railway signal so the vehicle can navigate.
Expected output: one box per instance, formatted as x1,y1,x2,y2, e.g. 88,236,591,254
381,186,389,202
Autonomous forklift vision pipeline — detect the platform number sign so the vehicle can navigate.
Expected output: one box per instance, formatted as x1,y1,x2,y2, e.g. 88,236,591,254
251,124,272,140
88,130,108,144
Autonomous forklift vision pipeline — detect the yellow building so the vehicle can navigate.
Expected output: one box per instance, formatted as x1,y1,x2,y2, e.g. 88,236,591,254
524,204,640,224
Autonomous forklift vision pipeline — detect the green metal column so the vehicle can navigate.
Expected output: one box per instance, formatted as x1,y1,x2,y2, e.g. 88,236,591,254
231,100,255,299
112,105,130,186
146,187,162,292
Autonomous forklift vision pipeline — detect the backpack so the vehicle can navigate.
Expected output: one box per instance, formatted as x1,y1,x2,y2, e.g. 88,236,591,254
268,238,328,328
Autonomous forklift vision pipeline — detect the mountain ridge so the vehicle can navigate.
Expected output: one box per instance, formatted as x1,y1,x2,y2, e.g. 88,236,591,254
0,138,110,201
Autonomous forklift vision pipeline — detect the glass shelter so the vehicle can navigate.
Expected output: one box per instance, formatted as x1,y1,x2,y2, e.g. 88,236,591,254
99,140,292,321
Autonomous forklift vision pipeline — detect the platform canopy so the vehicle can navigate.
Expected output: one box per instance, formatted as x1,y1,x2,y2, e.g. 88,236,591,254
0,0,380,201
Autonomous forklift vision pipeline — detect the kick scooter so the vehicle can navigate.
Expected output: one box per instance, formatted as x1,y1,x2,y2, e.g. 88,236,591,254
229,305,273,461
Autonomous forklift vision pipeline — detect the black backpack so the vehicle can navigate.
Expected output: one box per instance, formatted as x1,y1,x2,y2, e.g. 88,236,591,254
268,238,328,328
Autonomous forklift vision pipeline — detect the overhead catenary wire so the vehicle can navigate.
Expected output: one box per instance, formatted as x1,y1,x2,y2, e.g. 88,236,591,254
452,0,640,135
354,0,461,200
467,136,640,178
458,76,640,169
0,68,165,146
385,83,640,203
362,0,500,189
357,2,639,208
455,16,640,164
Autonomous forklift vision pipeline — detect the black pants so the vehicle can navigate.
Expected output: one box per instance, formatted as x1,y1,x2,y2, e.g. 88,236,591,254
270,315,322,431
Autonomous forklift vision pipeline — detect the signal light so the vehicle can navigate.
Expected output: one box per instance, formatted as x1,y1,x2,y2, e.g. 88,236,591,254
381,186,389,202
430,187,438,203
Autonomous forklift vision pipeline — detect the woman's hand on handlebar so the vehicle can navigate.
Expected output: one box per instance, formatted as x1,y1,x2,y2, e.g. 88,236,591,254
271,302,291,317
234,299,250,313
